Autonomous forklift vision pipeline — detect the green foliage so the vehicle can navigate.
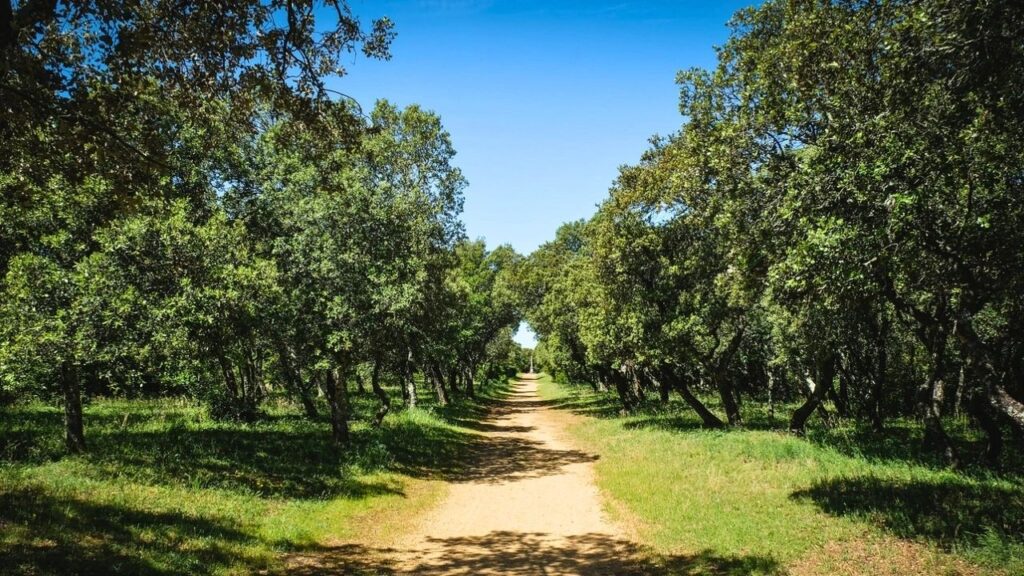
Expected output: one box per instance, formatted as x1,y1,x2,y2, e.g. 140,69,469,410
521,0,1024,464
1,1,522,450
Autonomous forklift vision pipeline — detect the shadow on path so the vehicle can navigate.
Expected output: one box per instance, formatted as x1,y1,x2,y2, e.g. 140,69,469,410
386,381,599,484
284,530,783,576
287,379,784,575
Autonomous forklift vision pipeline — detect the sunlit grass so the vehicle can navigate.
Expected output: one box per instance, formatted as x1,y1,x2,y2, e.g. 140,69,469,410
536,375,1023,576
0,379,510,575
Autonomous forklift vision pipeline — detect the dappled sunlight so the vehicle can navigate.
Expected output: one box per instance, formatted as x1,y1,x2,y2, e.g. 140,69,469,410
284,531,782,576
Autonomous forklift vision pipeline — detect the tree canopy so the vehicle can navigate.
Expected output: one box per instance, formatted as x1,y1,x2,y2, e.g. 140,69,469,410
1,0,525,452
519,0,1024,468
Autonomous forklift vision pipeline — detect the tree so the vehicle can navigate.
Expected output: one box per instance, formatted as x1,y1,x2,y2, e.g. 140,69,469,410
1,1,393,450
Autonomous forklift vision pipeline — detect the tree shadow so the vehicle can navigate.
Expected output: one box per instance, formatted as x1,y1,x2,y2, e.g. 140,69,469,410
0,486,265,576
1,385,536,501
804,420,1024,477
791,475,1024,553
547,394,624,419
281,530,783,575
622,414,720,432
81,422,409,500
447,419,537,434
380,397,599,484
544,385,1024,477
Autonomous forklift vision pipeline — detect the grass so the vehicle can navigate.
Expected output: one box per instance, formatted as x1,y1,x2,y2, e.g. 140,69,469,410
0,379,511,576
536,374,1024,576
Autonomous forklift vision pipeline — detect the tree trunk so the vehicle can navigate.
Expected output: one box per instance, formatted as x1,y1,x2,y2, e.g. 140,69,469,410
217,350,240,400
790,373,829,435
448,367,461,395
354,371,367,395
402,348,416,408
370,356,390,427
658,375,671,403
464,364,476,398
953,311,1024,433
430,364,449,406
61,361,86,453
833,372,851,417
968,390,1002,467
871,313,888,432
277,342,318,418
605,367,635,412
660,367,724,428
298,376,318,418
403,372,417,408
325,364,350,445
953,364,965,418
706,325,746,426
628,365,647,405
244,346,264,408
291,386,317,418
789,355,836,435
919,329,957,467
986,382,1024,431
815,400,836,429
713,370,742,426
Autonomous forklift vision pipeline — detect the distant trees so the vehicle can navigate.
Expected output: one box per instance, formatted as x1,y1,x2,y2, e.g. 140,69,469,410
519,0,1024,467
1,2,522,451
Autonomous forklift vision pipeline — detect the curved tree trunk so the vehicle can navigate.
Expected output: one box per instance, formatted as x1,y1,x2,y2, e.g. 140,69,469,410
789,355,836,435
659,367,724,428
789,374,828,435
430,364,449,406
706,325,746,426
954,312,1024,434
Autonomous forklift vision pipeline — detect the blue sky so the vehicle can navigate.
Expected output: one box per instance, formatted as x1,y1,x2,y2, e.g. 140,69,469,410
333,0,753,346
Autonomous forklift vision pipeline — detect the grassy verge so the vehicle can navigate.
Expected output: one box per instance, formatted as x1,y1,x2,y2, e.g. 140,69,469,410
0,380,511,576
536,375,1024,576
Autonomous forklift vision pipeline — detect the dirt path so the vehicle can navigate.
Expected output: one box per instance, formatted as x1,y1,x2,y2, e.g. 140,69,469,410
388,375,640,575
286,375,651,575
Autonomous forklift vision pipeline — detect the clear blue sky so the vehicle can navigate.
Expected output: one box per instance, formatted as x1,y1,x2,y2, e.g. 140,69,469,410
332,0,753,346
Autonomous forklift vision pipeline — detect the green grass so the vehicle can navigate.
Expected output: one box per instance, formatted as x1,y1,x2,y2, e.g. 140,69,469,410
0,380,511,576
536,375,1024,576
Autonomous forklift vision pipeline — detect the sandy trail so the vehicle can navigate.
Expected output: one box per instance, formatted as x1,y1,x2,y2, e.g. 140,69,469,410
390,375,640,575
285,375,649,575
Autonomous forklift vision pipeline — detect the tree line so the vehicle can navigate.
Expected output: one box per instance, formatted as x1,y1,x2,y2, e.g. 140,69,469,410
518,0,1024,468
0,1,524,453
